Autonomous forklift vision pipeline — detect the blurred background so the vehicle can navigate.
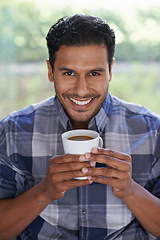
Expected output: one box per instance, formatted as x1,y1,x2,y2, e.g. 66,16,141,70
0,0,160,119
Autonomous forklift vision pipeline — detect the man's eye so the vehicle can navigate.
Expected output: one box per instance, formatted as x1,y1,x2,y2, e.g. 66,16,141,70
64,71,74,76
90,72,100,76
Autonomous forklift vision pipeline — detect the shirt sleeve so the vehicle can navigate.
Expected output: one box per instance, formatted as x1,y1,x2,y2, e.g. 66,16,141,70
146,125,160,198
0,120,27,199
152,126,160,197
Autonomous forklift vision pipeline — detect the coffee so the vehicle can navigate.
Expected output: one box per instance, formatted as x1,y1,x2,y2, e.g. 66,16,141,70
68,135,94,141
62,130,103,180
62,129,103,155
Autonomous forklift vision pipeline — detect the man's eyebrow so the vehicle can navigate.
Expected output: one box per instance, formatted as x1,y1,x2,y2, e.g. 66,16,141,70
58,67,105,72
91,68,105,72
59,67,73,71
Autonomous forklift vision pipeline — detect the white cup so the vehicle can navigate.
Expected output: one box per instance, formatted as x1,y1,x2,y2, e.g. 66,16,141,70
61,129,103,179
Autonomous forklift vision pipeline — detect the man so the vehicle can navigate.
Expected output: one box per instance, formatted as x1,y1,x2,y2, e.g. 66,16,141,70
0,14,160,240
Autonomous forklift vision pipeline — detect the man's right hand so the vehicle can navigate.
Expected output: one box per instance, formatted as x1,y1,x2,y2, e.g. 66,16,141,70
41,154,94,202
0,154,94,239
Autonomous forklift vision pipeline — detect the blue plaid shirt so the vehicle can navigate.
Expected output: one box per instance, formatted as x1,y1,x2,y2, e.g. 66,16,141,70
0,93,160,240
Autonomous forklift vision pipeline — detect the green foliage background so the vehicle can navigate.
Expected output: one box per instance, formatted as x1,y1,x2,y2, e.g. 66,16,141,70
0,0,160,119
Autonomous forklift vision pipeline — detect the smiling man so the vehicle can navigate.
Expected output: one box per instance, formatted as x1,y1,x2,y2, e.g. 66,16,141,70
47,44,113,129
0,14,160,240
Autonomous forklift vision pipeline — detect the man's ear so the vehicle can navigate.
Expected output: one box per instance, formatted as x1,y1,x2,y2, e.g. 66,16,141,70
46,59,54,82
109,58,115,82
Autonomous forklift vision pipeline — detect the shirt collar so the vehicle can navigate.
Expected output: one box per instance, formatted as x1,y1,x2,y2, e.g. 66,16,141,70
55,96,71,130
95,92,113,135
55,92,113,133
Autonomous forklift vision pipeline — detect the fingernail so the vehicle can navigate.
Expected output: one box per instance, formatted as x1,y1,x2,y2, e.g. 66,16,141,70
92,147,98,153
85,153,91,159
79,155,85,161
88,176,93,184
82,168,88,174
90,161,96,167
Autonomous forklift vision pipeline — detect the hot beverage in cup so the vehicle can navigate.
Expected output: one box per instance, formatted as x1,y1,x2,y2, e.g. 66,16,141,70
62,129,103,154
61,129,103,179
68,135,94,141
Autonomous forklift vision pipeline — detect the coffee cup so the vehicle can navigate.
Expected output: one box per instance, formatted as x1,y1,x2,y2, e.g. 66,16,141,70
61,129,103,179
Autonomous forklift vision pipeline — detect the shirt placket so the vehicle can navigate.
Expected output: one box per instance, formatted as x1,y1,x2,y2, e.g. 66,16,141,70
78,185,89,240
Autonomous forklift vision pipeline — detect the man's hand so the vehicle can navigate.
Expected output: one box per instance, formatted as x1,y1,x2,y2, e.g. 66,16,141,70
0,155,94,239
82,148,160,237
83,147,133,200
41,154,94,202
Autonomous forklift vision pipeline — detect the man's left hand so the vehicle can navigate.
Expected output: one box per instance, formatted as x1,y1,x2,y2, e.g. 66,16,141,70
84,147,133,200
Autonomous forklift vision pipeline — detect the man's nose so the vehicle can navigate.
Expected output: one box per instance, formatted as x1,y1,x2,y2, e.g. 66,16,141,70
75,76,89,97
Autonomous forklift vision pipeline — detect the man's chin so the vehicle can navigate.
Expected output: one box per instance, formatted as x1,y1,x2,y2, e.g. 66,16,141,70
69,114,93,125
74,109,87,113
64,107,98,125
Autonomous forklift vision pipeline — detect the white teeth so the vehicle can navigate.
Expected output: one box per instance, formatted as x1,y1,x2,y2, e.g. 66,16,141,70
70,98,92,106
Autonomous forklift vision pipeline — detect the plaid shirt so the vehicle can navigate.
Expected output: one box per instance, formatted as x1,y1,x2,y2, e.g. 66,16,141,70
0,93,160,240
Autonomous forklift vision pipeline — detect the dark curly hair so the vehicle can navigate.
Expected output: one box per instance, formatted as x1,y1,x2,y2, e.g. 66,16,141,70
46,14,116,72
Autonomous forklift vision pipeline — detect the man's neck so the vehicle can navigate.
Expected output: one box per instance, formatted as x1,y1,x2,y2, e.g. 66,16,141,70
71,120,89,130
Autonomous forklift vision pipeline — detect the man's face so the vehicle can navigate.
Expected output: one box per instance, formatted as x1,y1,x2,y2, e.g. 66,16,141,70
47,44,114,129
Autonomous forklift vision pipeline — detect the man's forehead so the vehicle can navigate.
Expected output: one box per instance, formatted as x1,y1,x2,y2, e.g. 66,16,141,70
54,44,109,64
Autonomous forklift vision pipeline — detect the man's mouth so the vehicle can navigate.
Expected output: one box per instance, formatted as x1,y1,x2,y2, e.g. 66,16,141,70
70,98,93,106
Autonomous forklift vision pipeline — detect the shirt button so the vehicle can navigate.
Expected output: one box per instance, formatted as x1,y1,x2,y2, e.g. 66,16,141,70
82,208,86,215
